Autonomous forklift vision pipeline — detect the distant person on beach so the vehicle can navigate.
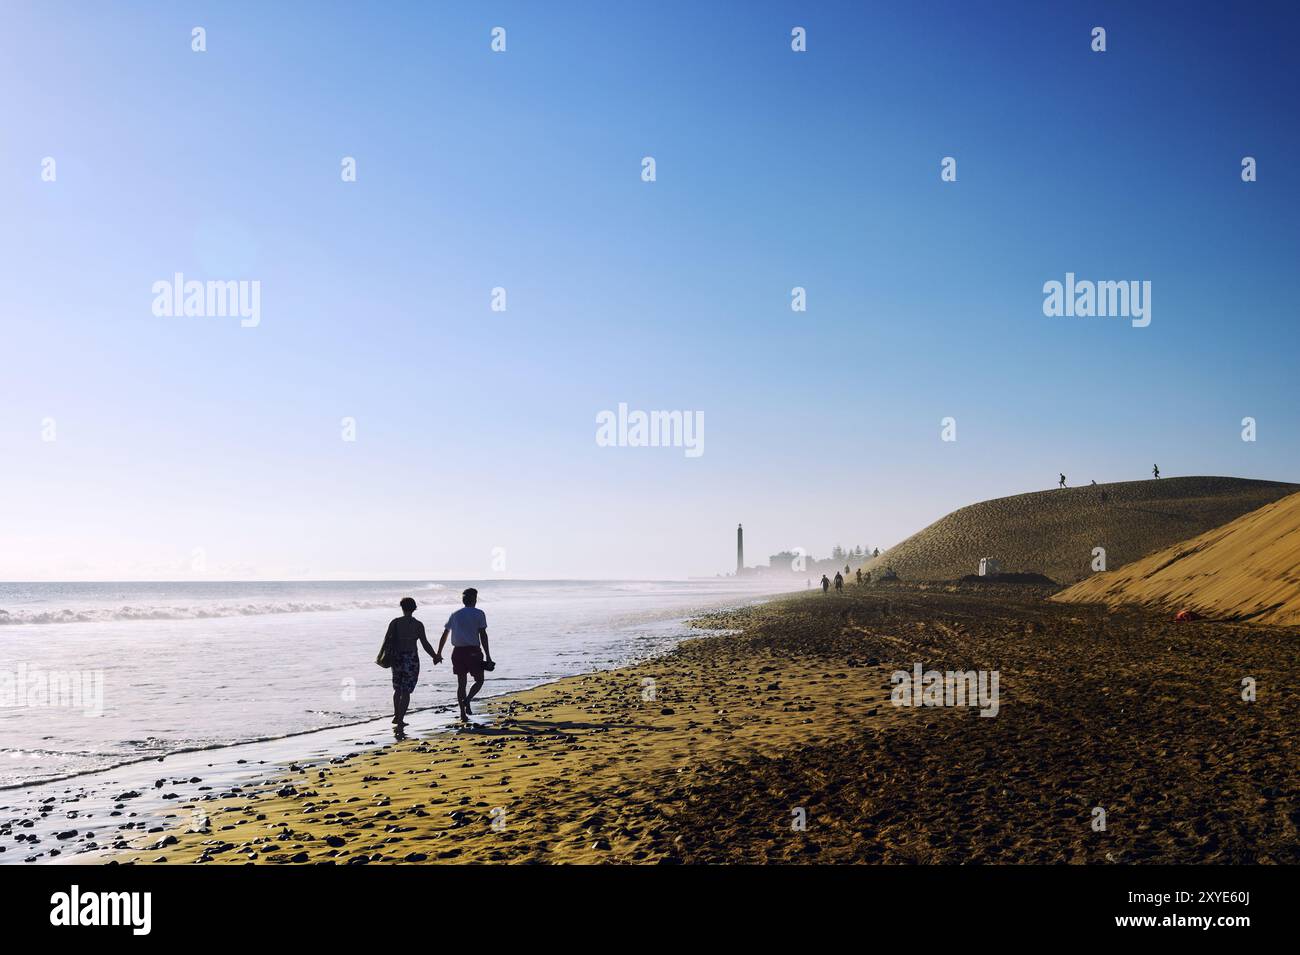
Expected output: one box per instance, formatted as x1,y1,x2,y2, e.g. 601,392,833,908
834,572,844,592
855,568,862,585
1153,464,1160,479
436,588,495,723
1059,473,1066,488
382,597,438,728
821,575,830,594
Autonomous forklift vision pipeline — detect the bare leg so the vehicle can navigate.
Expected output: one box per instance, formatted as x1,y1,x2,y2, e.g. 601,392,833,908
393,690,410,725
464,676,484,714
456,674,469,720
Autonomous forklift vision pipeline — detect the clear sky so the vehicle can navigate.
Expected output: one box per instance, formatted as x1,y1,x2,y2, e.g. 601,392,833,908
1,1,1297,580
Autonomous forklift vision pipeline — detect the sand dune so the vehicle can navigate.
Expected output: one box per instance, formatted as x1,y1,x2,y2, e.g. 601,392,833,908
1053,490,1300,625
863,477,1296,584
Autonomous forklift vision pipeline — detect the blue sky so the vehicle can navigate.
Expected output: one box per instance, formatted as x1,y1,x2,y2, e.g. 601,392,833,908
1,1,1297,580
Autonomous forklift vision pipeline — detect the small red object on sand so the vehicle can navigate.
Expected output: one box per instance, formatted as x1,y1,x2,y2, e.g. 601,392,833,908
1174,609,1202,622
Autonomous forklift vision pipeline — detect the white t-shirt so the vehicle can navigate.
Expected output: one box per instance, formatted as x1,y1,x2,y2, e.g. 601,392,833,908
445,606,487,648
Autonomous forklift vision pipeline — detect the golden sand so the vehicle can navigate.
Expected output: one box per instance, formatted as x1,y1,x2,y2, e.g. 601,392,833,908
123,636,905,864
1054,490,1300,626
121,583,1300,865
864,476,1296,584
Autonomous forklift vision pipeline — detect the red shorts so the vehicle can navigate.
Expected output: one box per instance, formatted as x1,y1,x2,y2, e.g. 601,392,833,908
451,646,484,679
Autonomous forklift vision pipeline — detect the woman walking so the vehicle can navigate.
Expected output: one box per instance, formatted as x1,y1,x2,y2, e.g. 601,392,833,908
380,597,439,728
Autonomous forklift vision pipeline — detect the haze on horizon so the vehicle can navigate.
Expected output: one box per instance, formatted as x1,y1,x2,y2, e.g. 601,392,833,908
2,2,1297,582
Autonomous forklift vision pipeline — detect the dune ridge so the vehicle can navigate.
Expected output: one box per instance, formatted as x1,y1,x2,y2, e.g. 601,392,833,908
863,476,1297,584
1053,490,1300,625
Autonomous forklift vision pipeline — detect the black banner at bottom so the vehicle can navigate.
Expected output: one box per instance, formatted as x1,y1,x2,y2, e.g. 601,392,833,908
1,863,1274,941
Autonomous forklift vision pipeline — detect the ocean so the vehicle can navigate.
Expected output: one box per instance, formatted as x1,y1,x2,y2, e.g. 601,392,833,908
0,579,789,792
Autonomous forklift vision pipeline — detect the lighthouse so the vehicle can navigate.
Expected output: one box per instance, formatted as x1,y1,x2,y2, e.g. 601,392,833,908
736,523,744,575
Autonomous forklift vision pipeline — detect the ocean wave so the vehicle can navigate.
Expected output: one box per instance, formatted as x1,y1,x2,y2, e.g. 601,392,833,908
0,598,405,626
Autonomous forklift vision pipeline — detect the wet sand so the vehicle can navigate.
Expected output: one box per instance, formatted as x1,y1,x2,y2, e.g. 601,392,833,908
117,582,1299,864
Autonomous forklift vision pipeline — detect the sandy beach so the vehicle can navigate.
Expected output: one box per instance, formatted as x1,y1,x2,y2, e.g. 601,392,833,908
117,581,1300,865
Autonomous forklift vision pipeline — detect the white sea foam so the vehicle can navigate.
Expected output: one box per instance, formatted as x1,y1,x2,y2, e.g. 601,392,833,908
0,598,399,626
0,578,786,791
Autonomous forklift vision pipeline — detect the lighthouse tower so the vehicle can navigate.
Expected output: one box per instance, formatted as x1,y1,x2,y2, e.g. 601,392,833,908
736,524,744,575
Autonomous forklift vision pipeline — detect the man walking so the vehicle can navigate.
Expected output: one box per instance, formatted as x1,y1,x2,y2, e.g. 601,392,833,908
821,574,830,594
437,587,494,723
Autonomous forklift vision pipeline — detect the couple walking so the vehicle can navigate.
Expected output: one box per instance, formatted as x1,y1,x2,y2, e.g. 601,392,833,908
380,588,494,726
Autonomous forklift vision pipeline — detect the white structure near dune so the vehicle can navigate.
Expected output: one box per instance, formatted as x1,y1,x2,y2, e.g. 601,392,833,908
978,557,1001,577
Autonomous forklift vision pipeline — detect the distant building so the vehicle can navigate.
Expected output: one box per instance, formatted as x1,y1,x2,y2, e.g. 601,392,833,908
769,551,805,573
733,527,873,577
763,547,871,576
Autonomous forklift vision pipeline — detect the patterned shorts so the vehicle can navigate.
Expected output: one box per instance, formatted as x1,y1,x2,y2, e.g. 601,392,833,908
390,650,420,694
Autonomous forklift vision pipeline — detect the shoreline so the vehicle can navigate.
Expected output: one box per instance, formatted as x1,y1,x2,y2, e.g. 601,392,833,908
3,591,789,865
104,580,1300,865
114,595,898,865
